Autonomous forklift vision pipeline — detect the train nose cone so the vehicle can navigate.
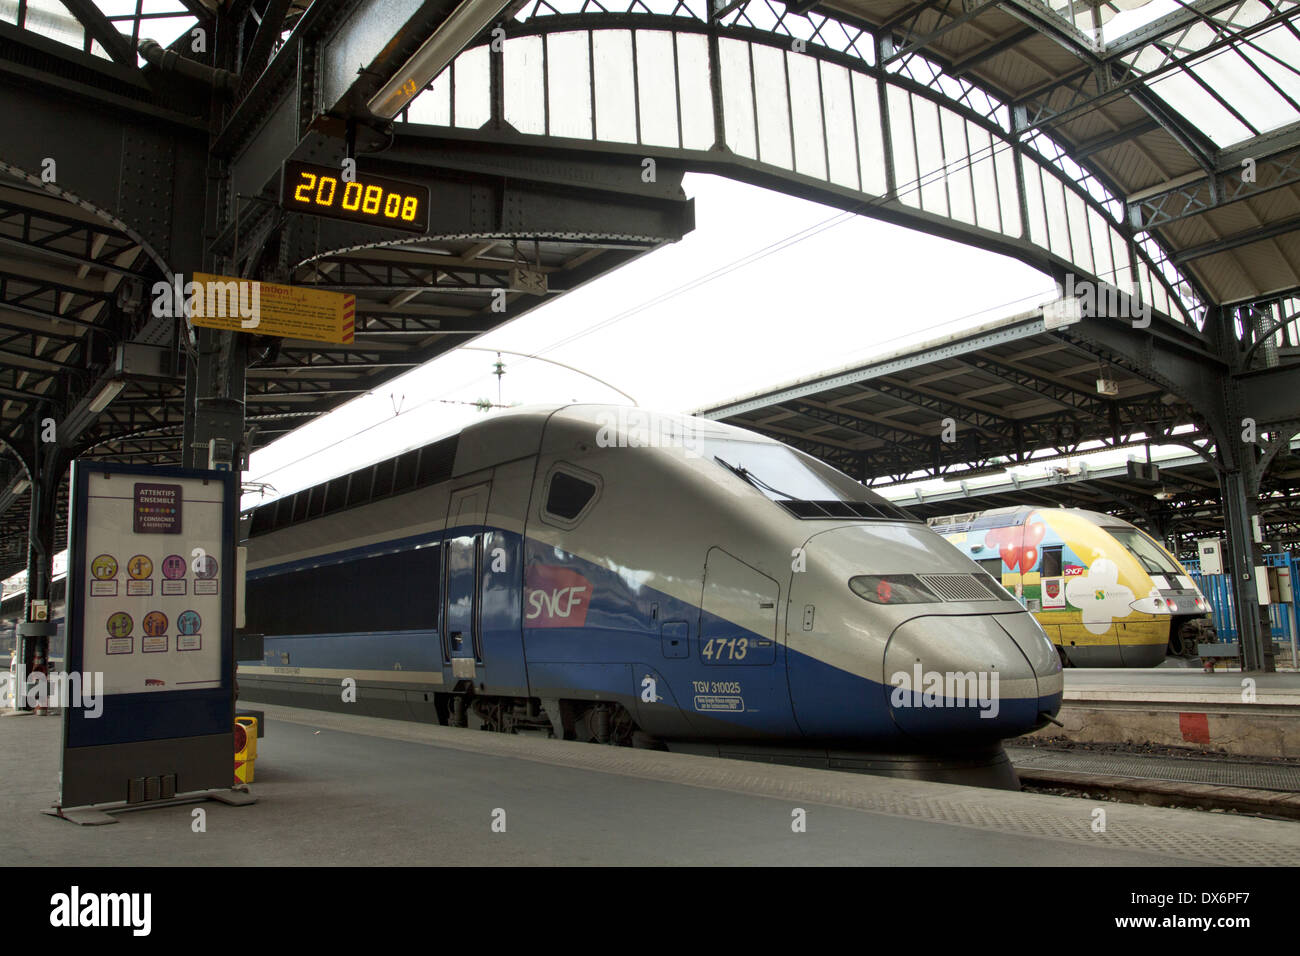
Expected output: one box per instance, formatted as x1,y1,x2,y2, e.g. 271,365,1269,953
883,613,1053,738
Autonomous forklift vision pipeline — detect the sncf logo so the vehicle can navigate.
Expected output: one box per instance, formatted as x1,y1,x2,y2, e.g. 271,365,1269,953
525,565,592,628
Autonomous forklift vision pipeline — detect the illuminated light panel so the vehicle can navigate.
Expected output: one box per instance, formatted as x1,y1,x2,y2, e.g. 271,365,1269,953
279,161,430,234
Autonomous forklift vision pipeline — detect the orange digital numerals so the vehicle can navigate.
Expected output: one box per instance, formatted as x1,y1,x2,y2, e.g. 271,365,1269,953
292,172,419,222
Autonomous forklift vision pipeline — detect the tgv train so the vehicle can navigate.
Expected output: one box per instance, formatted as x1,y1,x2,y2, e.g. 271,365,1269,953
237,405,1062,779
930,507,1214,667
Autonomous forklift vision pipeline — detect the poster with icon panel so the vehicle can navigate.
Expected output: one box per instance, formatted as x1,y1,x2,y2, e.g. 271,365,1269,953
79,471,226,695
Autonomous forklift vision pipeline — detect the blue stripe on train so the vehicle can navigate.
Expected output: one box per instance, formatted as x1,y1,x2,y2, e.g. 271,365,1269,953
245,527,1055,741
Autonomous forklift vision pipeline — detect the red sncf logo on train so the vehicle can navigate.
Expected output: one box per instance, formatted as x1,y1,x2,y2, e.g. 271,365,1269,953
525,565,592,628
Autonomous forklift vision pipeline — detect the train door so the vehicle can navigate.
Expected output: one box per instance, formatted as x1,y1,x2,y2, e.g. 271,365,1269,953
478,457,530,695
697,548,793,734
1040,545,1066,615
443,482,489,682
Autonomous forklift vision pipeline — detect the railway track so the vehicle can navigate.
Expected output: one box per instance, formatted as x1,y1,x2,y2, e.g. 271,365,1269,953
1009,741,1300,820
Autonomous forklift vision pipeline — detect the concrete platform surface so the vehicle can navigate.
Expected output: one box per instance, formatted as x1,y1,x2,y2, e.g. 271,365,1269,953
1063,668,1300,705
5,705,1300,865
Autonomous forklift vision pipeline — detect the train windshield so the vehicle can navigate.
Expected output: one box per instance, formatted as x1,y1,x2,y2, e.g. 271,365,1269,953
1104,527,1182,575
697,436,916,521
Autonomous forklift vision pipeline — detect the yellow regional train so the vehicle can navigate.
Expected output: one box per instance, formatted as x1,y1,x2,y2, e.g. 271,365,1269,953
930,507,1214,667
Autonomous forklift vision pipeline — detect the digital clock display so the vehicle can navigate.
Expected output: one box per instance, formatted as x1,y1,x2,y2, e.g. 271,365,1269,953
280,160,429,233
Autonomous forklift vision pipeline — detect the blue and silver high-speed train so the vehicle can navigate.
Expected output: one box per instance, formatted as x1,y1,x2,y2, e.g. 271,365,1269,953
237,405,1062,785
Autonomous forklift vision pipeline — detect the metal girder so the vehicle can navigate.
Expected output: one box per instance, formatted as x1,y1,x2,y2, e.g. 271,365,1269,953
238,0,293,96
0,82,208,275
177,0,216,20
741,398,1178,481
704,311,1048,420
1011,1,1298,135
781,400,935,451
957,352,1115,418
1101,0,1248,59
57,0,140,69
882,0,1001,66
948,25,1037,75
1055,315,1229,433
385,11,1207,335
998,0,1100,51
1131,142,1300,232
1237,364,1300,426
852,375,1016,437
1129,86,1219,173
1072,118,1159,159
216,0,481,165
277,132,692,262
1172,214,1300,265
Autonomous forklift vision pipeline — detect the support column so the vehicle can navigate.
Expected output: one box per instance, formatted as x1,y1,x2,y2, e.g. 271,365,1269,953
185,328,247,471
18,435,64,708
1220,465,1273,671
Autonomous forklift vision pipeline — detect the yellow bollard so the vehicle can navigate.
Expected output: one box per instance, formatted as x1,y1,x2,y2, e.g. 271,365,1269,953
234,716,258,784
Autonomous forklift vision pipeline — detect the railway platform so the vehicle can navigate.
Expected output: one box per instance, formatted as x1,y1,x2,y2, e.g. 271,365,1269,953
4,703,1299,866
1036,668,1300,758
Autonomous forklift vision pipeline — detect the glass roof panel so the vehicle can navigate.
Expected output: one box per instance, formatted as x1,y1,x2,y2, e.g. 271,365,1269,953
16,0,198,61
1147,67,1256,144
1134,3,1300,146
1100,0,1180,44
1188,47,1297,136
1245,26,1300,107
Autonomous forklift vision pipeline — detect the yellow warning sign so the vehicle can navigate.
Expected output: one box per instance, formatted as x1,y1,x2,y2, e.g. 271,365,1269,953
188,273,355,344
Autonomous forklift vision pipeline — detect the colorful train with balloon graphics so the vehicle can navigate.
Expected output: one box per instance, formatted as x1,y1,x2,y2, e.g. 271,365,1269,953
929,507,1215,666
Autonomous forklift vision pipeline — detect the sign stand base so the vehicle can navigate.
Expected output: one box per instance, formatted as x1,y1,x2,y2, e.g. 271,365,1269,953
42,786,256,826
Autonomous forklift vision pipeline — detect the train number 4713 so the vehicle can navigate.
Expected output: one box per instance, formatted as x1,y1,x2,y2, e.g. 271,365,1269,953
701,638,748,661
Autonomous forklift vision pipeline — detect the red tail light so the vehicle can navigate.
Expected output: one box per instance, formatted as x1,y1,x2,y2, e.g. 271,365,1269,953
849,574,940,605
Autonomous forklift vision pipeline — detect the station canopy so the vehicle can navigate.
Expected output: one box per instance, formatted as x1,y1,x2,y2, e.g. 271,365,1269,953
4,0,1300,580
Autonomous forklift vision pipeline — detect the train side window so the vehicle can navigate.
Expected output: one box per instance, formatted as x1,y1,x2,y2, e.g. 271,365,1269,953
977,558,1007,589
541,464,602,528
1041,546,1063,577
245,543,440,636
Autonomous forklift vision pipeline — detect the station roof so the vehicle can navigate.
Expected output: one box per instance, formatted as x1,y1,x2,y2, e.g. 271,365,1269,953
0,1,666,580
894,439,1300,548
699,305,1212,479
823,0,1300,307
5,0,1300,581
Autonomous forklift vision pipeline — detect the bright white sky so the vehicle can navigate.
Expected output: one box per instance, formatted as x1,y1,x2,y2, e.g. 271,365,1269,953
240,173,1060,511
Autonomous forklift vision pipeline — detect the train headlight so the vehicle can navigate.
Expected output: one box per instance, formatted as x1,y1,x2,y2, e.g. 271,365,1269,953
849,574,939,605
1129,595,1171,614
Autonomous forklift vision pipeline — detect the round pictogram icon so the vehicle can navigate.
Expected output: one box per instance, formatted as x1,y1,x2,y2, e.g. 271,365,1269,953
143,611,168,637
194,554,218,580
90,555,118,580
177,610,201,635
161,554,187,579
106,612,133,638
127,554,153,579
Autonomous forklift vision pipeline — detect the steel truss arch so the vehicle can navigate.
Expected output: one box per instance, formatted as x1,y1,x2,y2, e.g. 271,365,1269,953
394,0,1209,333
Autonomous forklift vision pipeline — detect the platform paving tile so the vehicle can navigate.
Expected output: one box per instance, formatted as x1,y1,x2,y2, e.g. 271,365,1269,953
3,705,1297,866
